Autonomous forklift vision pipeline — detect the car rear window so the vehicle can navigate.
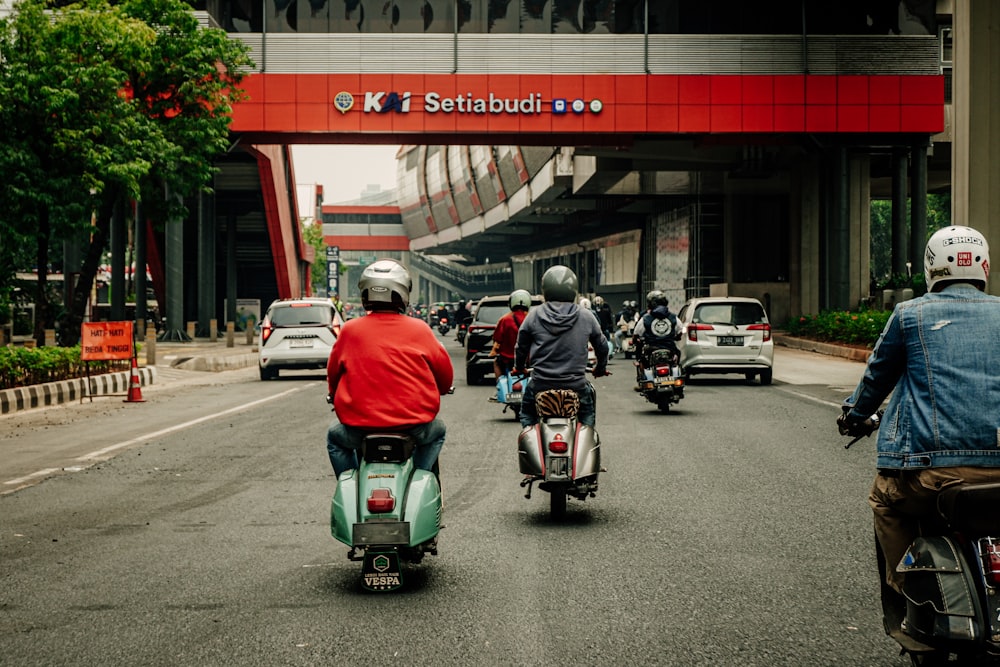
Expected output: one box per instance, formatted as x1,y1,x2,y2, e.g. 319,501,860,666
473,304,509,325
693,303,766,326
270,305,332,326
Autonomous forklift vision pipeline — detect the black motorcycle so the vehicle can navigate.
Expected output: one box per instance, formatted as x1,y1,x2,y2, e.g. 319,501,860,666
842,415,1000,665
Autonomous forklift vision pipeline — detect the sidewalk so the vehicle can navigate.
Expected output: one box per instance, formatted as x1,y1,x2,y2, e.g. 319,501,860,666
0,335,260,416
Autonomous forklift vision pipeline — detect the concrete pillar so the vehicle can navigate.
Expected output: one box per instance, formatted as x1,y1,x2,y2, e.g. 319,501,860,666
910,139,929,273
145,324,157,366
110,197,126,322
891,148,909,277
197,191,217,338
226,320,235,348
134,199,148,326
162,185,190,341
849,154,872,306
791,154,822,317
952,0,1000,295
829,147,852,310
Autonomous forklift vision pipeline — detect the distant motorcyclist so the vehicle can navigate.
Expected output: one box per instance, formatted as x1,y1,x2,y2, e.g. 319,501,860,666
592,296,616,357
490,289,531,379
514,265,609,429
454,300,472,327
612,300,638,353
838,225,1000,641
632,290,680,379
325,259,454,477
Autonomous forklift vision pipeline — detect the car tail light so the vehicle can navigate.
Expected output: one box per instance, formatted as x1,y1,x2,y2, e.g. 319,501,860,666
548,433,569,454
367,488,395,513
747,323,772,342
655,366,671,377
261,323,273,343
331,323,342,338
687,323,713,342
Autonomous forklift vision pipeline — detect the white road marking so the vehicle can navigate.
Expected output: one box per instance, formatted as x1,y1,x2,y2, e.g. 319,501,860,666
3,468,61,487
2,384,318,492
776,386,844,408
77,385,315,461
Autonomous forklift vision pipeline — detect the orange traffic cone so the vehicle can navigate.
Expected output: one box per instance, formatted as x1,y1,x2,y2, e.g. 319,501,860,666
124,356,146,403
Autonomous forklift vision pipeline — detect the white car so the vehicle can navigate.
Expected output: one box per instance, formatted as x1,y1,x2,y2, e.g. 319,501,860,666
675,296,774,385
258,298,344,380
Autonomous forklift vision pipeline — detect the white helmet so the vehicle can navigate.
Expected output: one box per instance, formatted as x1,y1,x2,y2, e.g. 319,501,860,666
924,226,990,292
359,259,411,312
509,289,531,311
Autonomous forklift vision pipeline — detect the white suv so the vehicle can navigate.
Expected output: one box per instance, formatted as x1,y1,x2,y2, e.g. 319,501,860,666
675,296,774,385
258,298,344,380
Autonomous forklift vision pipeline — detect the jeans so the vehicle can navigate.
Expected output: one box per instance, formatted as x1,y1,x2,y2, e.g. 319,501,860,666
326,418,446,477
519,382,596,429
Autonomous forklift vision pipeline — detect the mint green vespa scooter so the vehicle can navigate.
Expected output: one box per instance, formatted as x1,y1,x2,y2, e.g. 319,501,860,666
330,432,442,591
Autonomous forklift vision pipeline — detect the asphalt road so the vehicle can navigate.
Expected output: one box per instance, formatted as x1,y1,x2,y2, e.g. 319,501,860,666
0,338,910,666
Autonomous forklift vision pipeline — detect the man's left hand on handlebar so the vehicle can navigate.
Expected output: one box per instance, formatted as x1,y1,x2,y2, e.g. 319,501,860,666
837,407,883,448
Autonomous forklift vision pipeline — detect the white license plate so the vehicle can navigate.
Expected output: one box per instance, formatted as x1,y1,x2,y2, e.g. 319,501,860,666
717,336,743,346
289,339,313,348
506,392,522,403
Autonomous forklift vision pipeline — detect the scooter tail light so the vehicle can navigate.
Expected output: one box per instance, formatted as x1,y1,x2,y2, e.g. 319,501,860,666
655,366,671,377
984,539,1000,585
748,323,772,342
548,434,569,454
512,381,523,391
367,488,395,513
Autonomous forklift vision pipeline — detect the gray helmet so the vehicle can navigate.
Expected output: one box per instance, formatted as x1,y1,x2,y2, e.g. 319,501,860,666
541,265,579,303
645,289,664,309
509,289,532,311
359,259,411,312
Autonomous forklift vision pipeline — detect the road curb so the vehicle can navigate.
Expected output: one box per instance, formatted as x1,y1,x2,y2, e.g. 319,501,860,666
773,334,871,363
0,367,157,416
171,352,257,372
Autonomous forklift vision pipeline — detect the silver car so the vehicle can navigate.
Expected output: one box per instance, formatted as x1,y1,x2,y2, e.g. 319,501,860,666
676,296,774,385
258,298,344,380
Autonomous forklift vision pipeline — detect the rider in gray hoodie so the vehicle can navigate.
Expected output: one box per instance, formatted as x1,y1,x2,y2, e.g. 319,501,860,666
514,265,609,428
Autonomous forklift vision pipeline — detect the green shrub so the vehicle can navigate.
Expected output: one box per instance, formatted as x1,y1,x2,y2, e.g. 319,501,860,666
784,308,890,348
0,346,131,390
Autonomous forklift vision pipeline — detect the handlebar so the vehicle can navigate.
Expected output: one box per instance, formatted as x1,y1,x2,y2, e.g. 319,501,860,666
838,409,883,449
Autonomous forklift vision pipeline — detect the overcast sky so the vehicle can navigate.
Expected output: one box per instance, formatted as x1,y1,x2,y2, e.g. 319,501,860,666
292,144,399,217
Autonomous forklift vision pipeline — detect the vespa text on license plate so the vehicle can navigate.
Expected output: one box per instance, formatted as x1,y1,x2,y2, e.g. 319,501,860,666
717,336,744,346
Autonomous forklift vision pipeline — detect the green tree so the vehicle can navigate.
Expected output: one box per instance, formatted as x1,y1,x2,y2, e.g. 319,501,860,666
301,218,327,296
0,0,252,346
869,193,951,289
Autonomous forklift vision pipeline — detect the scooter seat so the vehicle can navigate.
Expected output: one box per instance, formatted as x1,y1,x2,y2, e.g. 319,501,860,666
936,482,1000,534
362,434,416,464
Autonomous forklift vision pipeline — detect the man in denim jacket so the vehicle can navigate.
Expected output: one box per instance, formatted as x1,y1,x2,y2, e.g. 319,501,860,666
841,226,1000,614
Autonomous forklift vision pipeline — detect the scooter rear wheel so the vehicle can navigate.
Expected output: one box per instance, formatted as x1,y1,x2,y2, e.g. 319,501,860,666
550,490,567,518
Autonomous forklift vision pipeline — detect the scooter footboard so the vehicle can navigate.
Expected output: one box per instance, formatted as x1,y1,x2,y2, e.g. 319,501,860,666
573,424,601,478
331,470,359,545
403,469,442,547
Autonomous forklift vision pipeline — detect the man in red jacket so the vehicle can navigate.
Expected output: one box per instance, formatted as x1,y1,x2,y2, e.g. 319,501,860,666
490,289,531,379
326,259,454,477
